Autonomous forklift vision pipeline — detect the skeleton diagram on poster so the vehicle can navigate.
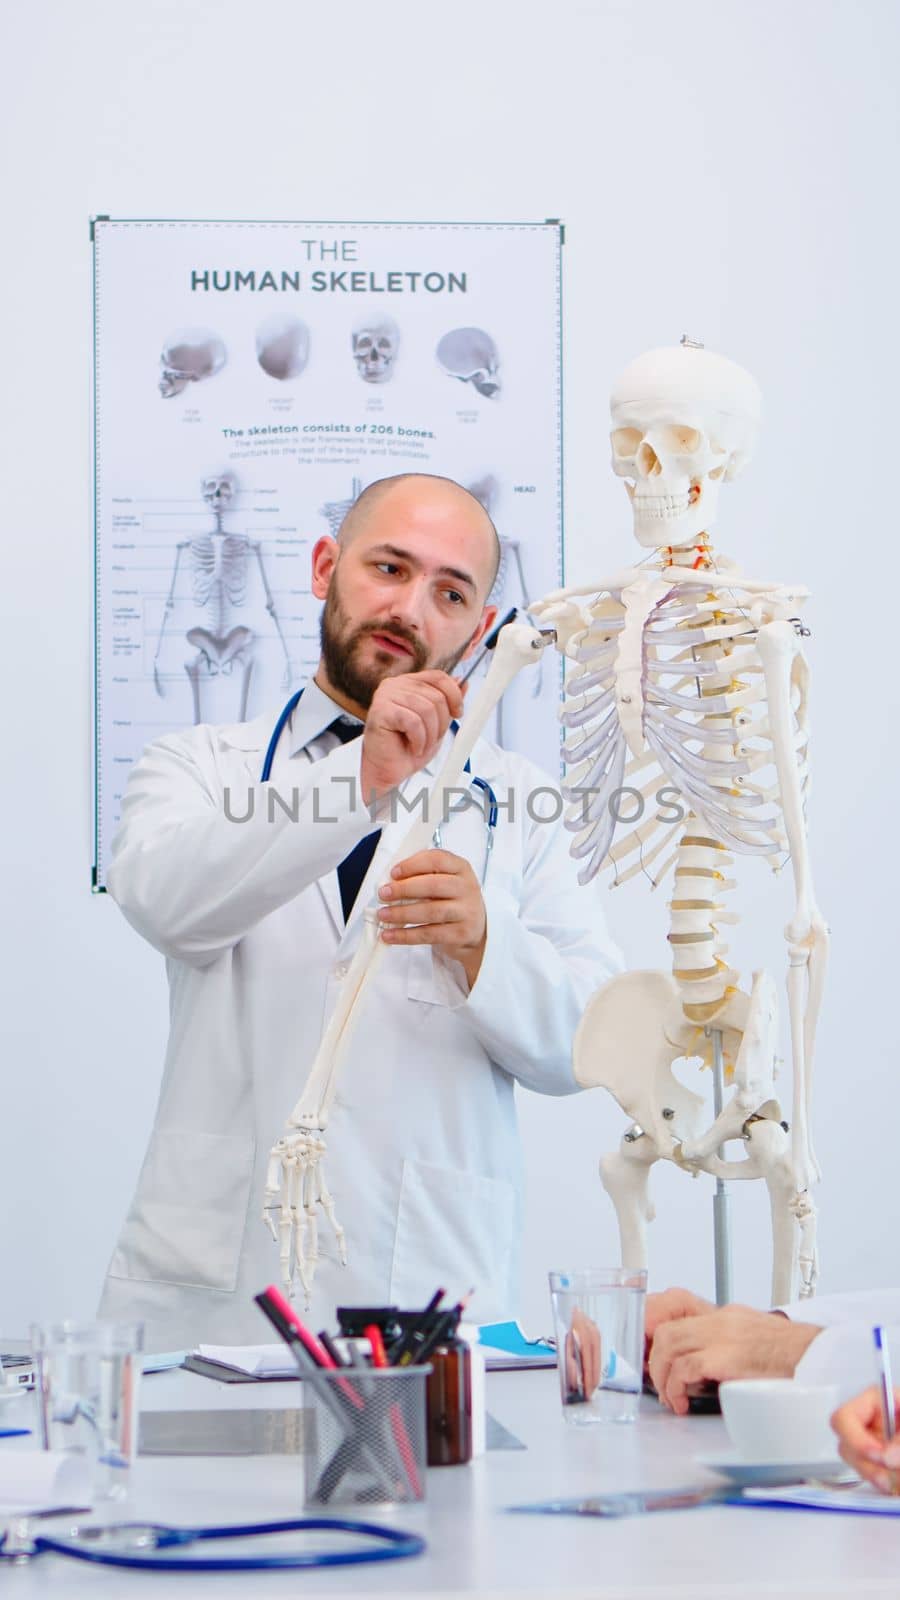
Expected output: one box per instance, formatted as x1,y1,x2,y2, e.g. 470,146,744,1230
92,220,564,887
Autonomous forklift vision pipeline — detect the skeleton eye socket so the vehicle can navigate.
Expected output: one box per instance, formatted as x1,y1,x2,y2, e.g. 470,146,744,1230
611,427,642,459
375,338,392,352
658,424,702,454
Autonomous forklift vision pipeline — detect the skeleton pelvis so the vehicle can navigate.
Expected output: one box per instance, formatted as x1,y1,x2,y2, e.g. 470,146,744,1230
186,625,254,671
573,969,708,1152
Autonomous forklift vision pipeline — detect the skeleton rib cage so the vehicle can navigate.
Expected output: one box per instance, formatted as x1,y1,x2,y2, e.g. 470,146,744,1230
560,580,811,891
189,533,250,620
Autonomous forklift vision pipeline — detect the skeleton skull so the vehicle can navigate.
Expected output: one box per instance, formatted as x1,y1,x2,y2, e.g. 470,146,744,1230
436,327,501,398
159,329,227,398
201,470,237,515
256,315,310,380
609,345,761,548
352,317,399,384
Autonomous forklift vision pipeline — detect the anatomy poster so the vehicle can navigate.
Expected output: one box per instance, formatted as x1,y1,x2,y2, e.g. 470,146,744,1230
92,219,563,887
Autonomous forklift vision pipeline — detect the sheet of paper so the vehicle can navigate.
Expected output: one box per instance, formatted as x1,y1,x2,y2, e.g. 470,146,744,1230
195,1343,296,1377
743,1482,900,1515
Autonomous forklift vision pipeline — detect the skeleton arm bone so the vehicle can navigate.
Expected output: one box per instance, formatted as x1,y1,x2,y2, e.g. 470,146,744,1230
282,623,553,1133
268,623,554,1295
251,541,294,689
756,620,828,1292
153,541,189,695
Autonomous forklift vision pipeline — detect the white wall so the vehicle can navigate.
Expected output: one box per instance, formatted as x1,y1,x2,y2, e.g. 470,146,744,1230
3,0,899,1337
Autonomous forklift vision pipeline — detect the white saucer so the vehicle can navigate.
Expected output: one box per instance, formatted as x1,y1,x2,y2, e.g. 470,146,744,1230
697,1451,854,1488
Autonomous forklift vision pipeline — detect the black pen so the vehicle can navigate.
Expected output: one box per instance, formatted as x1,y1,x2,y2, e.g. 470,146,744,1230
456,608,517,684
413,1289,474,1366
318,1330,347,1368
391,1288,446,1366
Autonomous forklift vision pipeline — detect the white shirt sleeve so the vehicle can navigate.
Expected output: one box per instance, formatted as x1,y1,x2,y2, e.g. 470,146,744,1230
794,1319,900,1404
778,1289,900,1329
108,730,378,966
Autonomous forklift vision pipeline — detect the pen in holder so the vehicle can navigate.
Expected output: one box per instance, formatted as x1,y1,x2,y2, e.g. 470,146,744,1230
304,1366,430,1508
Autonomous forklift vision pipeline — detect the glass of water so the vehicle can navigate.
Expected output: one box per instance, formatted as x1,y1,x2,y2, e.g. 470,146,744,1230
548,1269,646,1424
31,1320,144,1499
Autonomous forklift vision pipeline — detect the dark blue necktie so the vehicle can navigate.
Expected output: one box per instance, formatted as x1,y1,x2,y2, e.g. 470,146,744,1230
329,718,381,923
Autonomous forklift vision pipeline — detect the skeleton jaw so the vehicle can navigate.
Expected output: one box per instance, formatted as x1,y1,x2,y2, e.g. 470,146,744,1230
626,477,717,549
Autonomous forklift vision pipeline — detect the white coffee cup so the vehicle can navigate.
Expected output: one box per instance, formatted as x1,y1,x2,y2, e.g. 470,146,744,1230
719,1379,840,1462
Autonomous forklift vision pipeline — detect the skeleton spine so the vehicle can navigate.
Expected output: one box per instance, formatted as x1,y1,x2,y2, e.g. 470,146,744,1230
667,592,749,1020
668,825,737,1020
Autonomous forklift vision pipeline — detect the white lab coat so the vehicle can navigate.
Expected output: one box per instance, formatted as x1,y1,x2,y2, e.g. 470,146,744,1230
781,1289,900,1403
98,683,621,1347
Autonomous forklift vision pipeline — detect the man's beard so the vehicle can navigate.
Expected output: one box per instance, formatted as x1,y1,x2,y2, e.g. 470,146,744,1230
319,578,474,709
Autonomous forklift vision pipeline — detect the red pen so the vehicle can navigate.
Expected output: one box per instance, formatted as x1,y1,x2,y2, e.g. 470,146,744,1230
364,1323,390,1369
363,1323,423,1497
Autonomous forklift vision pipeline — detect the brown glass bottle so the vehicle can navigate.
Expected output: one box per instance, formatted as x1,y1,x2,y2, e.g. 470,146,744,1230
425,1336,472,1466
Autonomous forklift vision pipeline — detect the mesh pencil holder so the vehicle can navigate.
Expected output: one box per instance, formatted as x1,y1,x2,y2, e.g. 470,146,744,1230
302,1365,430,1508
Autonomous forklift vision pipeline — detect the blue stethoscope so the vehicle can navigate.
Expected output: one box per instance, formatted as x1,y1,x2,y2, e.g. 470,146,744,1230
260,689,499,886
0,1517,425,1571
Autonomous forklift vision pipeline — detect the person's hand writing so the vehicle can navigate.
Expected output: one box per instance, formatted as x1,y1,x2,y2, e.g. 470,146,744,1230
378,847,487,988
832,1386,900,1494
360,671,465,799
648,1305,821,1415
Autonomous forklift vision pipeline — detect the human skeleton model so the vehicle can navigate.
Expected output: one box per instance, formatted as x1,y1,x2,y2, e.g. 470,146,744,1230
158,330,226,398
263,344,827,1309
153,471,293,724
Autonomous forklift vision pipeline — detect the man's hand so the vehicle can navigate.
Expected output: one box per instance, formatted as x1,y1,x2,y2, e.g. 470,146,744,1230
360,670,465,799
648,1305,821,1415
645,1287,715,1348
832,1386,900,1494
377,847,487,988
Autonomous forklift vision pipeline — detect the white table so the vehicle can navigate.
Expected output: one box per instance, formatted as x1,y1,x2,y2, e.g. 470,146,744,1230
4,1365,900,1598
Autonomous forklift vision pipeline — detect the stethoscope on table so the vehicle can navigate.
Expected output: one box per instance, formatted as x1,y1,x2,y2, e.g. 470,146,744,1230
259,609,513,888
0,1516,425,1571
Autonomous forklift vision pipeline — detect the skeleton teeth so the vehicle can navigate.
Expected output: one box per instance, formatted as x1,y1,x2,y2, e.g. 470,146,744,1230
634,495,691,519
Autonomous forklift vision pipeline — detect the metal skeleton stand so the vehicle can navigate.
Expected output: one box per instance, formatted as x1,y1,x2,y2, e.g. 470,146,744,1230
708,1027,733,1306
